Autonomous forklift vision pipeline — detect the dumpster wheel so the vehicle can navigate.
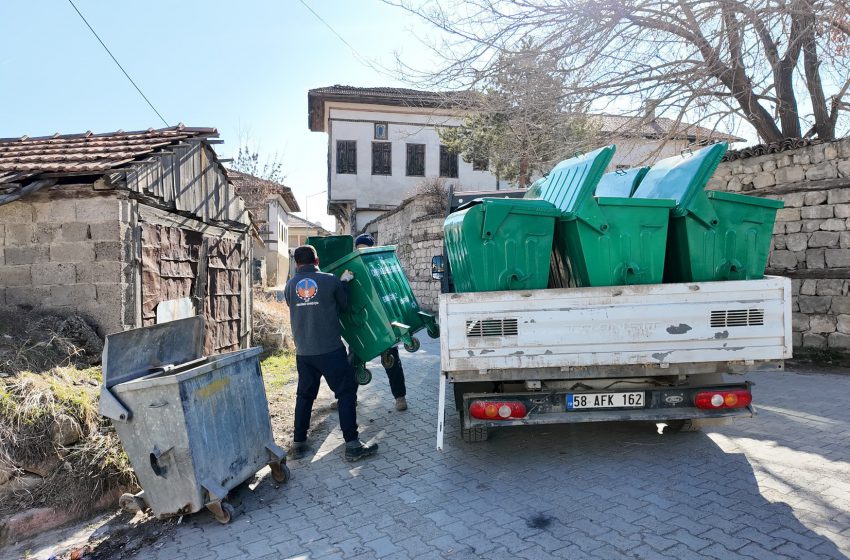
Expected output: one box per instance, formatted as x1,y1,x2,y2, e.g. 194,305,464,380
270,461,291,484
207,501,235,524
356,367,372,385
426,323,440,339
403,337,420,353
380,351,396,369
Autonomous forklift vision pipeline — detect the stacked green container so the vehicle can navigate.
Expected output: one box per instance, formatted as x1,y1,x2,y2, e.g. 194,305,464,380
532,146,675,287
321,247,438,383
631,142,783,282
307,235,354,268
443,198,562,292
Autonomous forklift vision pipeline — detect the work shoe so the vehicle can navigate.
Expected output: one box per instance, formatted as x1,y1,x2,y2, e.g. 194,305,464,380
395,397,408,411
344,440,378,462
288,440,310,460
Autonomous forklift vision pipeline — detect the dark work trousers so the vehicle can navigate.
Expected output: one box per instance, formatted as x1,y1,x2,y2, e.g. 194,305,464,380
294,347,358,443
352,346,407,398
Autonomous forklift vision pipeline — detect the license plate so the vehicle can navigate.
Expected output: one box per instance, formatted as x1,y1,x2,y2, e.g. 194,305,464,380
567,392,644,410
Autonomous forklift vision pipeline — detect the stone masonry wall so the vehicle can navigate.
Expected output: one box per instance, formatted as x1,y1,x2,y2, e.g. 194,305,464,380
707,137,850,354
0,187,135,336
363,193,444,313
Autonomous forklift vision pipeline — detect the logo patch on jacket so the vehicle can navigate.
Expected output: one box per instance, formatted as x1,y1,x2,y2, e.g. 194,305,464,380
295,278,318,302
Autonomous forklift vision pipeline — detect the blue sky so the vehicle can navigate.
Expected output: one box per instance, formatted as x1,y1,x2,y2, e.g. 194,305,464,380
0,1,434,229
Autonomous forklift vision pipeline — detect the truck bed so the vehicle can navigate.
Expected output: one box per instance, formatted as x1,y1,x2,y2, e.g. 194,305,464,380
439,276,792,378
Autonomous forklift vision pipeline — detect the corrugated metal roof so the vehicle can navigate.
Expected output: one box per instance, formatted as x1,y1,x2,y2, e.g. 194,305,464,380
0,125,218,179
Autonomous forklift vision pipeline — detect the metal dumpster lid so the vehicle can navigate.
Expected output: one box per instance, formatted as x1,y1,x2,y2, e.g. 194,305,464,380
595,167,649,198
102,316,206,388
525,145,616,216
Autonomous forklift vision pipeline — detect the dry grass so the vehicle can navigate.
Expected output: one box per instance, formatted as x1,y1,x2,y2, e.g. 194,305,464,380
253,290,293,354
0,309,137,518
0,367,138,517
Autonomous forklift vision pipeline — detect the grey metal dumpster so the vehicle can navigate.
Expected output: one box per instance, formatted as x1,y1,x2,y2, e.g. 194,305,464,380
98,316,288,524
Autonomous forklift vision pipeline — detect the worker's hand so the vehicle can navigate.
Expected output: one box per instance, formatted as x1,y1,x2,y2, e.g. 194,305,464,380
340,270,354,282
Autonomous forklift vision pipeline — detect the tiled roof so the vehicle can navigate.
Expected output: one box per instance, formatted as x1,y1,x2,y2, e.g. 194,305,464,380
593,114,744,143
227,170,301,213
0,125,219,184
308,84,743,142
288,214,328,230
308,85,471,131
722,137,824,161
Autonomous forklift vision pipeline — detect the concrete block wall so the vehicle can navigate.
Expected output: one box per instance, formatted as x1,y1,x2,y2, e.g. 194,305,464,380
0,188,135,336
707,138,850,354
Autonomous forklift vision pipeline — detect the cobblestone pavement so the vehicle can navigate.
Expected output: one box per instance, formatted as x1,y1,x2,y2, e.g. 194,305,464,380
138,339,849,559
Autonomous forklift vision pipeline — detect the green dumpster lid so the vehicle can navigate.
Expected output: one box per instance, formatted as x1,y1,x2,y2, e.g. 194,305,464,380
595,167,649,198
533,146,616,216
596,197,676,208
308,234,354,268
632,143,728,210
706,190,784,208
322,245,397,271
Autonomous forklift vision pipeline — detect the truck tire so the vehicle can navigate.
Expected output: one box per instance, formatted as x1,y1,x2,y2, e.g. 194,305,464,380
461,426,489,443
664,419,703,433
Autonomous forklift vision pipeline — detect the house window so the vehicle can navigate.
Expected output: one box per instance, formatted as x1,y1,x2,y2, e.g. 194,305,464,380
406,144,425,177
374,122,388,140
372,142,392,175
336,140,357,174
472,158,489,171
440,145,459,178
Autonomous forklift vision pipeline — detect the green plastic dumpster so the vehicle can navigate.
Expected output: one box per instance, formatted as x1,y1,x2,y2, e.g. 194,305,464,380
631,142,783,282
443,198,562,292
534,146,675,287
595,167,649,198
307,235,353,268
322,247,438,383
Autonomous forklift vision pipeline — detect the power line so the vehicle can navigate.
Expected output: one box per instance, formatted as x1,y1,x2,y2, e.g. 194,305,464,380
67,0,169,127
296,0,394,77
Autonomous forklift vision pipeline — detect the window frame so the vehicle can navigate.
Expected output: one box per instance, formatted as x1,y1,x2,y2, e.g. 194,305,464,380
439,145,459,178
406,143,426,177
336,140,357,174
371,141,393,176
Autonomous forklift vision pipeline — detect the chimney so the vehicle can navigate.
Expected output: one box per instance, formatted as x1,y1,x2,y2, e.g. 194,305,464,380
643,99,660,121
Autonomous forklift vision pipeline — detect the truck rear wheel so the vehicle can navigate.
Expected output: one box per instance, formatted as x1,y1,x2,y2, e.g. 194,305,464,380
461,425,489,443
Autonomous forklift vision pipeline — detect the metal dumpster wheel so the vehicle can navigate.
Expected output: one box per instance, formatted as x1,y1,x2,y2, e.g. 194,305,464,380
356,367,372,385
270,460,291,484
403,337,420,353
118,492,147,514
426,323,440,339
207,501,235,524
380,350,396,369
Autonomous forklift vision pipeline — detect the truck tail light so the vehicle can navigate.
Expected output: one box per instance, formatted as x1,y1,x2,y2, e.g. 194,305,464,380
695,389,752,410
469,400,527,420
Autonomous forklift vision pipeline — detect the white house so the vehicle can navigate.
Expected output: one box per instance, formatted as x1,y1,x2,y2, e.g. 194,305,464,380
308,85,742,233
228,170,300,287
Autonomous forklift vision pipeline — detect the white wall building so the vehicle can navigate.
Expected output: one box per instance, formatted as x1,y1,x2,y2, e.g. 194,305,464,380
308,86,742,233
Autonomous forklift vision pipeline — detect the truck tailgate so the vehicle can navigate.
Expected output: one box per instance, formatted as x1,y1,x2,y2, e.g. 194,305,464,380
439,276,792,373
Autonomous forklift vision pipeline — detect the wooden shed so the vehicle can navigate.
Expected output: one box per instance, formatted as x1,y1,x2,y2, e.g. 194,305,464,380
0,125,254,354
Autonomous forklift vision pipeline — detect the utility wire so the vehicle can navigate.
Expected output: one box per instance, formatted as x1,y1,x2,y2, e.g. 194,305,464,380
296,0,395,77
67,0,169,127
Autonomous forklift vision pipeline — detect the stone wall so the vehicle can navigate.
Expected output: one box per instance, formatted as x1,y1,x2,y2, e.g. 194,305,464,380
362,192,445,313
0,187,135,336
707,137,850,354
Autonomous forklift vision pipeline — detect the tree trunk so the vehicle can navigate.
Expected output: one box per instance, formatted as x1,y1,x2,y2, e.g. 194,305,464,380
801,6,835,140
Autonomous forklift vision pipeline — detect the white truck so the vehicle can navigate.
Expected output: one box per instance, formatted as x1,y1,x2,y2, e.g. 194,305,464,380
432,191,792,449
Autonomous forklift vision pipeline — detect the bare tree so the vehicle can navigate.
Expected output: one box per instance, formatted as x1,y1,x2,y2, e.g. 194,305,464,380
389,0,850,143
440,44,599,186
232,143,286,183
